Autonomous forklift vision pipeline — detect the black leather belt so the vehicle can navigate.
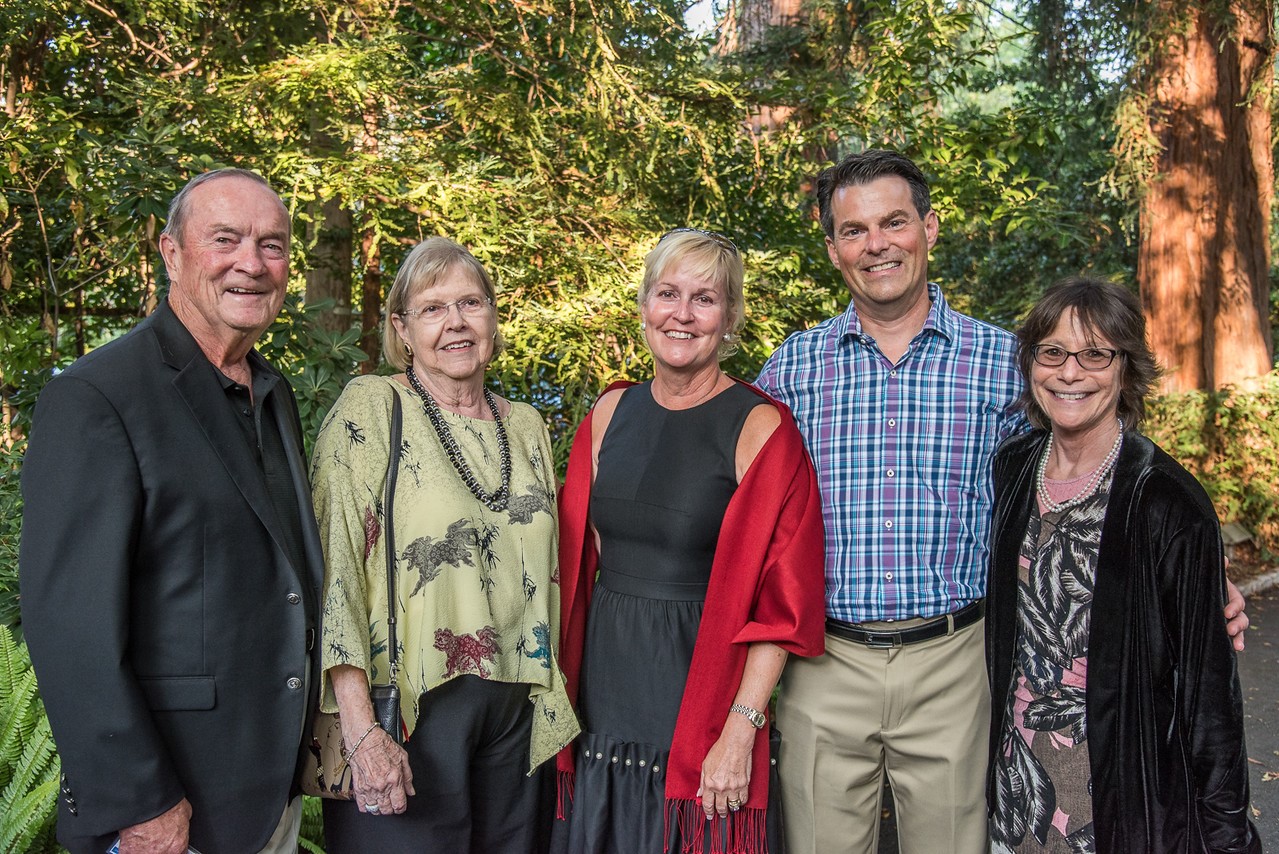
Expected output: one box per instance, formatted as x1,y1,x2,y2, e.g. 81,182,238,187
826,600,985,649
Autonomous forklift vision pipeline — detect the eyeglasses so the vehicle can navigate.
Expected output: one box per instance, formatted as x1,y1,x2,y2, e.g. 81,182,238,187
1031,345,1121,371
399,296,493,325
659,227,740,257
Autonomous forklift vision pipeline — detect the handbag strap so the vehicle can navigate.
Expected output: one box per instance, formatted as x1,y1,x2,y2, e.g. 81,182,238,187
384,390,403,680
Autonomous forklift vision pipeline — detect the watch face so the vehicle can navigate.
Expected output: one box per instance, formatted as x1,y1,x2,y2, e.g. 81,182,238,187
733,703,766,728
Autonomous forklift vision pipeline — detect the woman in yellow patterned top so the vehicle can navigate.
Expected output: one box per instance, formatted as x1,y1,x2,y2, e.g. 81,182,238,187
311,237,578,852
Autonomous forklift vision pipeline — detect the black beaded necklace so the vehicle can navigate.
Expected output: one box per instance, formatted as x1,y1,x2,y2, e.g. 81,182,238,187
406,365,511,512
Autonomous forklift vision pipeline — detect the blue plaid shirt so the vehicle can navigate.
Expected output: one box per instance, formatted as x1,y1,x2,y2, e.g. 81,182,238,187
756,284,1026,622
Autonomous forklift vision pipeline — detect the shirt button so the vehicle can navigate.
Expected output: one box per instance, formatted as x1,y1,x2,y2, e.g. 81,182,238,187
241,408,252,417
286,592,301,605
884,520,893,529
287,677,302,690
889,370,897,377
886,469,895,478
888,419,896,427
885,572,894,581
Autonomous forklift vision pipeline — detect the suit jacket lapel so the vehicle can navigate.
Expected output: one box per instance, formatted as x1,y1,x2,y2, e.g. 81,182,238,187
272,387,326,592
152,302,296,576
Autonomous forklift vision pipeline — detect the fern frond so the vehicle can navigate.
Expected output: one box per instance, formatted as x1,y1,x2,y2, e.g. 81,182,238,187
0,668,40,770
0,626,61,851
0,626,31,708
299,836,327,854
3,717,58,802
0,772,58,854
298,794,327,853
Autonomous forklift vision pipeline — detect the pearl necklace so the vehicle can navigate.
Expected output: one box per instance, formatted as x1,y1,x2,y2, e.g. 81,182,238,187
1036,418,1124,514
406,366,511,512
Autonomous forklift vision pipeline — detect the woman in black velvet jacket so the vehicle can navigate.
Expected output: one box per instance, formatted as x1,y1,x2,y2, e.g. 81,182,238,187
985,278,1259,853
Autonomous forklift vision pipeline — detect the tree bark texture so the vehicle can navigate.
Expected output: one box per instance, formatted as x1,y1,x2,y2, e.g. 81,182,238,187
716,0,802,53
304,196,354,334
1138,0,1274,391
716,0,803,132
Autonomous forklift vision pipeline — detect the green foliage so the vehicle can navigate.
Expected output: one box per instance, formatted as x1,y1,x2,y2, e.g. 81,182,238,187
1146,373,1279,558
0,625,60,854
257,297,369,454
2,0,1125,458
299,795,327,853
0,441,25,631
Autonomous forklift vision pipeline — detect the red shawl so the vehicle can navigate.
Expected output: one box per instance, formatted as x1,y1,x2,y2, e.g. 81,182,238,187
556,380,826,854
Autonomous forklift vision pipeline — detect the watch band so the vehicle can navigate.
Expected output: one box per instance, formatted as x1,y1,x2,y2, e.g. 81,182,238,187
730,702,766,729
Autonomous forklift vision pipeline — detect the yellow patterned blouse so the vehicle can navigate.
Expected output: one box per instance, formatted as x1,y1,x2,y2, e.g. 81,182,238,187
311,375,579,771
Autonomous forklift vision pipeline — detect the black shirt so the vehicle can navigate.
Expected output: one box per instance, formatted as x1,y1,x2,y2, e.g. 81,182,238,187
216,358,308,581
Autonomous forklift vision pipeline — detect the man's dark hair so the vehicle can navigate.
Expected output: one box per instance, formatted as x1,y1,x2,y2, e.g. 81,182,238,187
815,149,932,238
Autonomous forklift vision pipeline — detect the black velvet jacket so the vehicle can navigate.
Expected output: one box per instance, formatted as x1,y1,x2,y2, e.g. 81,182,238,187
986,430,1260,853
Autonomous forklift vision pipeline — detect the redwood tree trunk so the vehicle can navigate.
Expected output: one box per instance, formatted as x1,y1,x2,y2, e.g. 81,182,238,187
304,196,354,334
1139,0,1274,392
716,0,803,132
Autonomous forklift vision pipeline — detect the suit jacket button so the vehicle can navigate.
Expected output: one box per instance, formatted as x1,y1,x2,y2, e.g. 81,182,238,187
287,677,302,690
286,592,301,605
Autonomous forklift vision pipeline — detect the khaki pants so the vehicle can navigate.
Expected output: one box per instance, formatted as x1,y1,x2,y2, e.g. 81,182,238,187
257,797,303,854
776,617,990,854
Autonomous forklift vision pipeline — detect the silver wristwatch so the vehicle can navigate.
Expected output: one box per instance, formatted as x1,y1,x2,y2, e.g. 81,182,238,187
730,702,766,729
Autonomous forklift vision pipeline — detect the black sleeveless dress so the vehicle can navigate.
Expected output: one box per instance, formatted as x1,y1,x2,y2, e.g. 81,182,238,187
557,381,769,854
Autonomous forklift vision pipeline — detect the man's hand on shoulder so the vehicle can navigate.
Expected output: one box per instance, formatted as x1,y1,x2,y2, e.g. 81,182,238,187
119,797,192,854
1224,576,1249,652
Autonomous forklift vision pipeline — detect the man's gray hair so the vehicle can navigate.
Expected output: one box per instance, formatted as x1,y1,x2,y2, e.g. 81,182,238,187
161,168,286,245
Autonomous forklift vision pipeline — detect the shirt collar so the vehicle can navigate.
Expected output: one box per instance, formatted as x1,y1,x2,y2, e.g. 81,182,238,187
214,355,279,403
833,282,957,347
155,298,279,381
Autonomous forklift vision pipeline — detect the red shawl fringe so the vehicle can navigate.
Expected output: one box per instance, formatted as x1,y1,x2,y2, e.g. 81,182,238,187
664,799,768,854
556,768,575,821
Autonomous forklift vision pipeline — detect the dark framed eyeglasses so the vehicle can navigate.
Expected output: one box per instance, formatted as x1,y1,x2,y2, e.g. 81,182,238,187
1031,344,1121,371
658,227,740,257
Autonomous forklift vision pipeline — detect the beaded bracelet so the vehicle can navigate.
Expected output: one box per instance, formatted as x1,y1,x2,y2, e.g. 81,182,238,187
342,722,380,761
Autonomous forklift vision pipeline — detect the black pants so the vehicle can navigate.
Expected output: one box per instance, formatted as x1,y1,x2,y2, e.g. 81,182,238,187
324,676,543,854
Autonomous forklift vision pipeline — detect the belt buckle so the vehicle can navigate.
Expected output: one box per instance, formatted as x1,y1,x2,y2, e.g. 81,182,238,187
862,632,899,649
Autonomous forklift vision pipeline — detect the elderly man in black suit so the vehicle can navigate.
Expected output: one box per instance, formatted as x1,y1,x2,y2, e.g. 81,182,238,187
20,169,324,854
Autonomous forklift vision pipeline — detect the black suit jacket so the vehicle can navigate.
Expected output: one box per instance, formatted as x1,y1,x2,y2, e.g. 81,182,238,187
19,300,325,854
